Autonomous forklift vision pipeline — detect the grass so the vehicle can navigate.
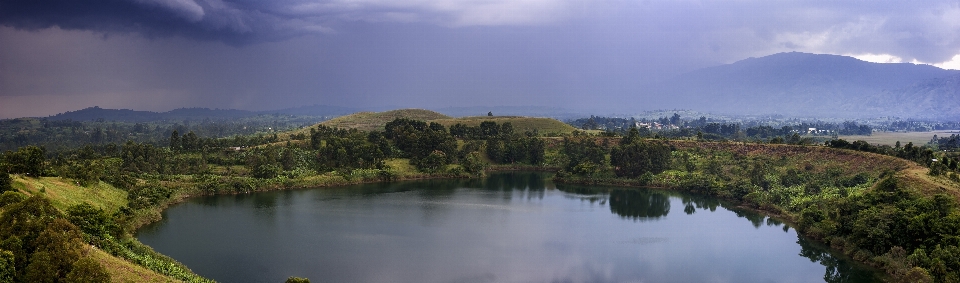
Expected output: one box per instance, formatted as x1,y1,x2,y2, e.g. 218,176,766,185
316,109,451,132
9,176,185,282
89,246,178,283
840,130,959,147
432,116,579,136
12,175,128,212
281,109,578,140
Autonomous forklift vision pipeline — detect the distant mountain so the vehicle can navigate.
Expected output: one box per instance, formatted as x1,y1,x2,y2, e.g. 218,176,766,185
633,52,960,119
47,106,257,122
866,74,960,119
262,104,359,117
45,105,362,122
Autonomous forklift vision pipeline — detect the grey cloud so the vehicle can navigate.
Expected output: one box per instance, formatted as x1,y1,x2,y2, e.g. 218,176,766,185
0,0,579,44
2,0,959,63
4,0,960,118
0,0,324,44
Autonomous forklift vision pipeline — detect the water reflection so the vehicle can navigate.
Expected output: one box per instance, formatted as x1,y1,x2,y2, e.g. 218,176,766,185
679,194,720,213
138,172,879,283
551,176,876,282
607,189,670,221
798,237,878,282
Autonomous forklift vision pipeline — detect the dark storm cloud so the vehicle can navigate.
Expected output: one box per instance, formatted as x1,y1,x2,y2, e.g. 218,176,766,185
2,0,959,61
3,0,960,118
0,0,331,44
0,0,576,44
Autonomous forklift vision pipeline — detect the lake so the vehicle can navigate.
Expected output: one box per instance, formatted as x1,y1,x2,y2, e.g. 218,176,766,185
137,172,879,283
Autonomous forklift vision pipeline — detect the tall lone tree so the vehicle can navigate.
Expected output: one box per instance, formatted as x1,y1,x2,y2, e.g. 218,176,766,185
610,128,672,178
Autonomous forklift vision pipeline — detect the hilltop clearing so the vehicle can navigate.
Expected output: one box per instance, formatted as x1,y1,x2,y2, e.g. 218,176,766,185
432,116,578,136
291,109,576,136
317,109,451,131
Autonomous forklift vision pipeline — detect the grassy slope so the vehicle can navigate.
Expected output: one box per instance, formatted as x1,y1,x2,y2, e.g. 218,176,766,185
668,140,960,199
839,130,959,147
10,176,179,283
13,176,127,212
89,247,177,283
318,109,451,132
432,116,579,136
558,139,959,205
286,109,577,139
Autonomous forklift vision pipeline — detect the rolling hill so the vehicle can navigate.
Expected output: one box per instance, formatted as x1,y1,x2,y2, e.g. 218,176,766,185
290,109,578,136
432,116,578,135
318,109,452,131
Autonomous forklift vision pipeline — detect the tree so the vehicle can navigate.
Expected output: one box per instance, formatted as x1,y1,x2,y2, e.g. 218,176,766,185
280,148,297,171
479,121,500,139
182,131,199,151
29,218,85,281
384,119,456,161
0,196,62,277
2,146,45,176
0,250,13,283
286,277,311,283
461,151,488,176
169,130,181,150
64,256,110,283
415,150,448,173
0,172,12,193
561,136,606,174
67,203,118,242
23,251,56,283
610,138,672,178
670,113,681,125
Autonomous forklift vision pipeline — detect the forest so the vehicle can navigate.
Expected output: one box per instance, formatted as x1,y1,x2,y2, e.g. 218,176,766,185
1,115,960,282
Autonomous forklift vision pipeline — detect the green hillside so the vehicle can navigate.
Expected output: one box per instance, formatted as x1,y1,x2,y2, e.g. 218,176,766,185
432,116,578,136
289,110,577,137
319,109,452,131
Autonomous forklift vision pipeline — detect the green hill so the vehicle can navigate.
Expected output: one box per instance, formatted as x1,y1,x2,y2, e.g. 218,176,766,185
290,109,578,137
432,116,578,136
309,109,452,132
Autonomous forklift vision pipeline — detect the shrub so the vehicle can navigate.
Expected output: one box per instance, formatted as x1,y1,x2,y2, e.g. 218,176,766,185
461,151,488,176
64,256,111,283
286,276,311,283
0,172,12,193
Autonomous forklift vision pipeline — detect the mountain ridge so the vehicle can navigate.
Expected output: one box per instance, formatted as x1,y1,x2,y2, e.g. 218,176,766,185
635,52,960,119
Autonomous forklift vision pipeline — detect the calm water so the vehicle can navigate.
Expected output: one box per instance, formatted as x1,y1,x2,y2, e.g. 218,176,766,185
137,172,879,283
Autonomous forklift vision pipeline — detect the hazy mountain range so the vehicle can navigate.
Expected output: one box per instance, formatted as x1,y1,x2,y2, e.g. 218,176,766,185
634,52,960,119
44,105,360,122
34,52,960,122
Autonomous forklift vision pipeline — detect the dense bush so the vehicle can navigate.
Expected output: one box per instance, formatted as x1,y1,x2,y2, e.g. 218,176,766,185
610,129,672,178
0,172,12,193
0,196,110,282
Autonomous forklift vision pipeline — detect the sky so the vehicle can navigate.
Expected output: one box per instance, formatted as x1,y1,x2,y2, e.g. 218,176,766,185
2,0,960,119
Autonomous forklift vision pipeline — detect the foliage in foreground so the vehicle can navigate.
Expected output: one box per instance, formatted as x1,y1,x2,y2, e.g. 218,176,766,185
556,137,960,282
0,195,111,283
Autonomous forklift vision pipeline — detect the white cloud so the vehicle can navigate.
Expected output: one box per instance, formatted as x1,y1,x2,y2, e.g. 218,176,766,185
848,53,904,64
841,52,960,70
934,54,960,70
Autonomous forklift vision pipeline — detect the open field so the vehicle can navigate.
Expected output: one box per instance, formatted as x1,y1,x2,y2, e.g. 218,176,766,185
12,176,128,212
89,247,177,283
284,109,579,137
840,130,960,147
432,116,578,136
319,109,451,131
